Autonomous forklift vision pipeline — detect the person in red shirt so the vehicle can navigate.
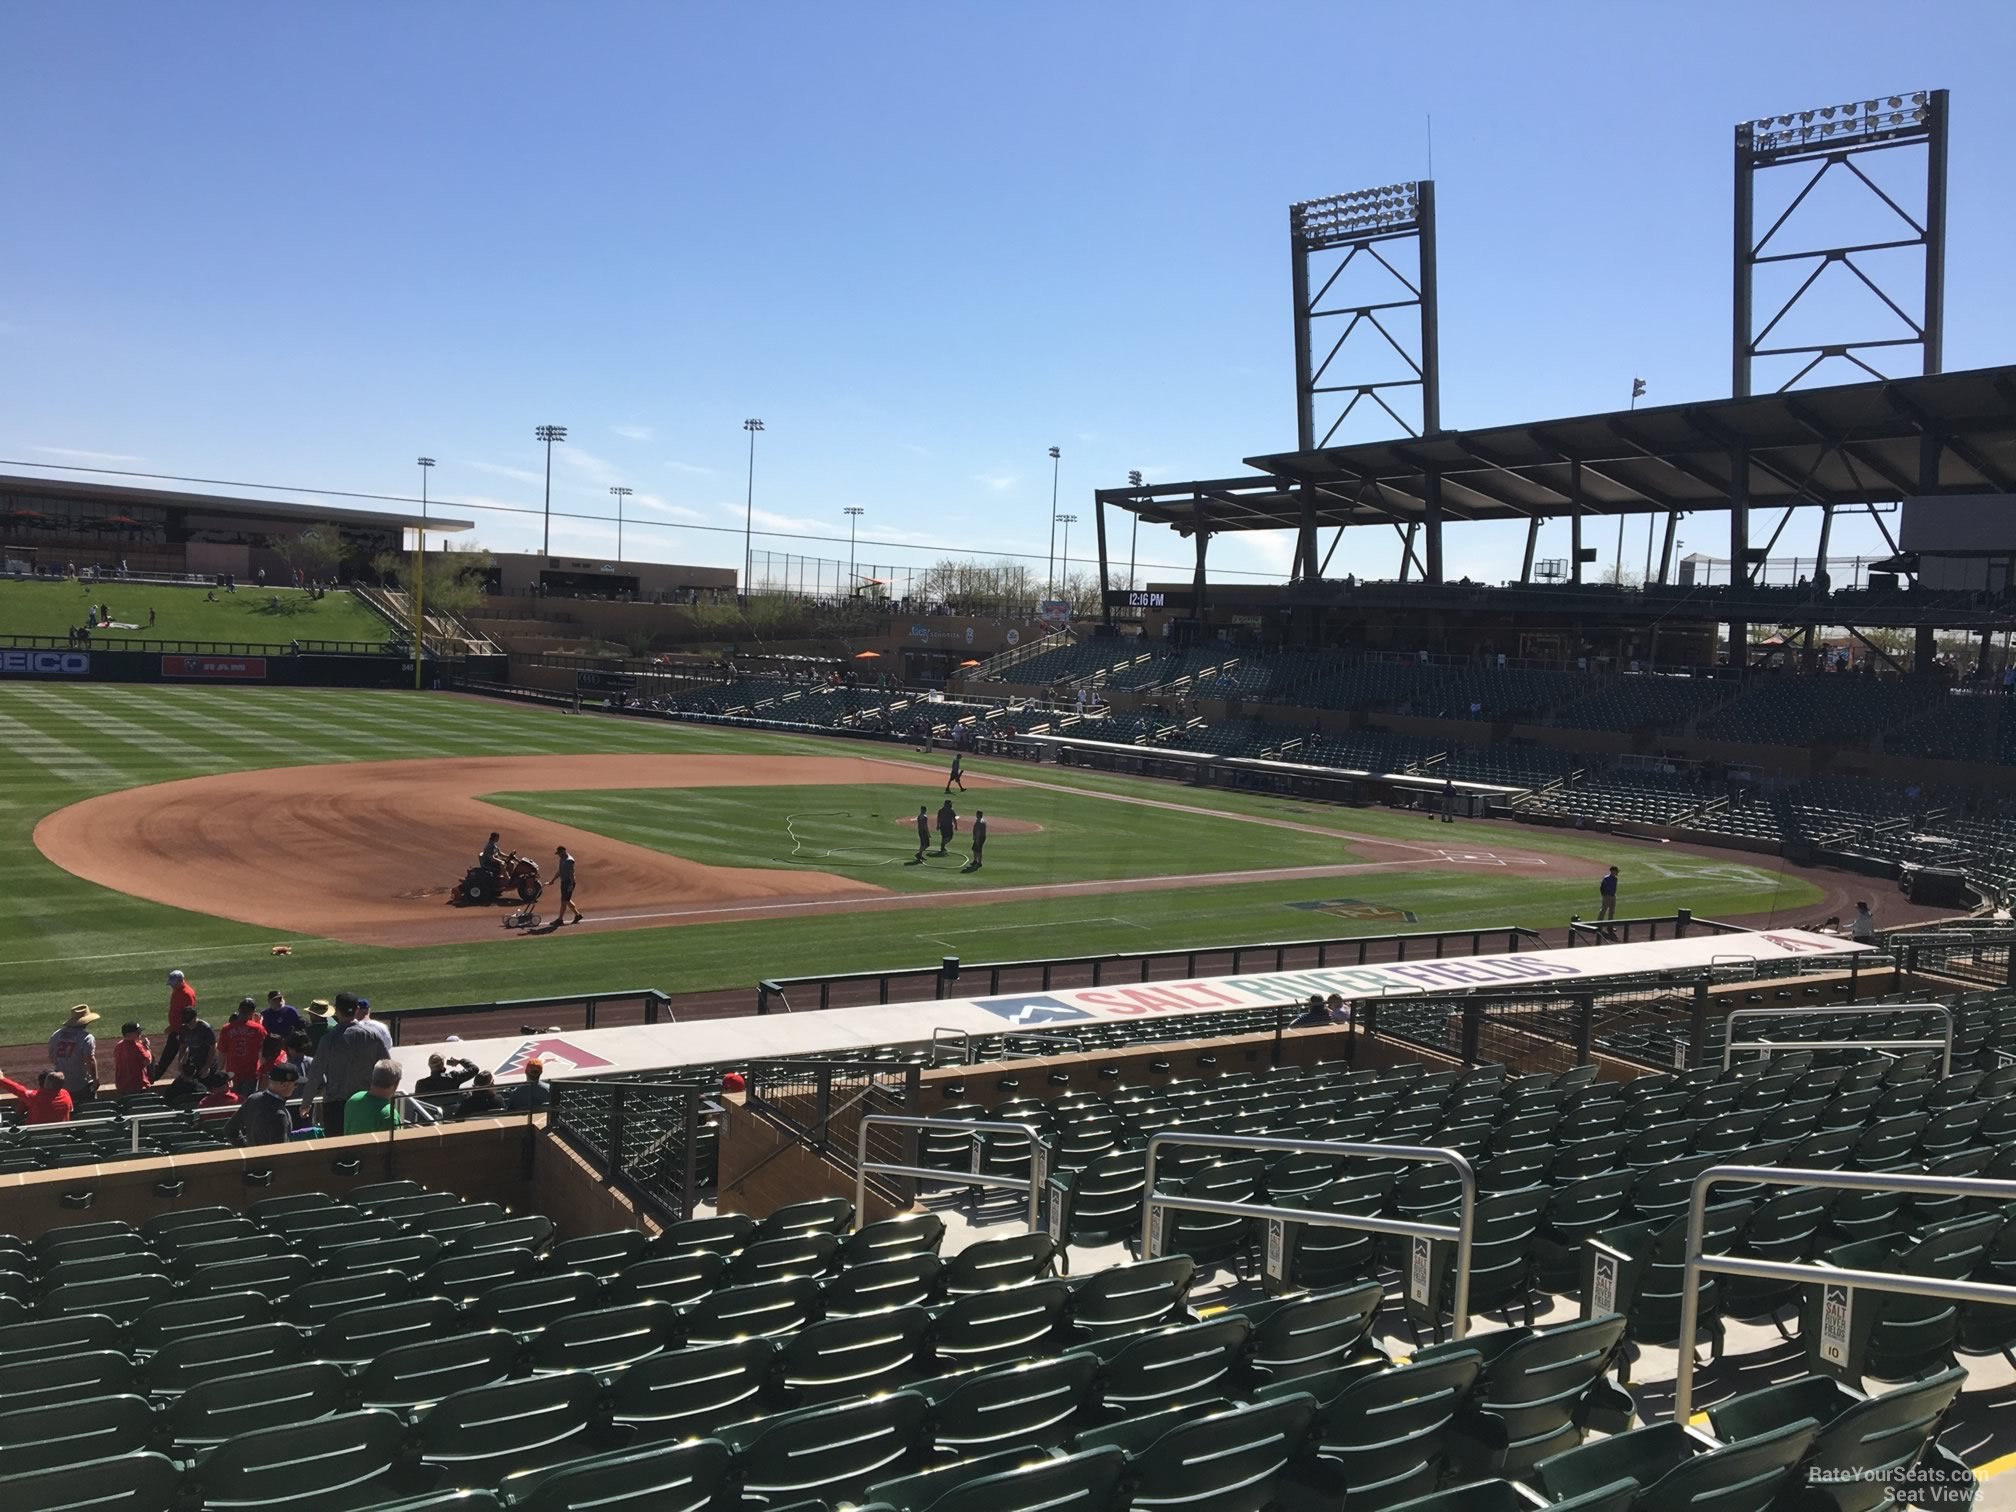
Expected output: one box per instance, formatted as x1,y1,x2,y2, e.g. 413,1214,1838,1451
113,1022,152,1097
0,1069,74,1124
153,969,197,1079
217,998,268,1095
256,1034,289,1084
197,1072,239,1110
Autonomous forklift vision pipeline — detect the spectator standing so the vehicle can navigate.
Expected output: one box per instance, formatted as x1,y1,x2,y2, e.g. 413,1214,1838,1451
218,998,268,1095
415,1055,479,1097
344,1060,404,1134
47,1005,99,1102
225,1063,299,1146
504,1059,551,1112
304,1000,336,1052
1597,866,1620,923
173,1012,218,1088
1850,901,1878,943
302,993,392,1135
0,1070,73,1123
113,1022,152,1097
261,991,304,1040
153,969,197,1078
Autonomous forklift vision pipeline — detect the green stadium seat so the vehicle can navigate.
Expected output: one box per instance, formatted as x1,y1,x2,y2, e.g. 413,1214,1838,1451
317,1295,462,1365
656,1213,758,1256
0,1392,158,1477
606,1250,727,1309
1086,1315,1250,1416
717,1390,930,1508
1802,1215,2001,1384
1064,1257,1192,1341
822,1255,942,1316
444,1214,555,1256
168,1361,349,1449
420,1246,541,1304
928,1279,1071,1372
39,1274,172,1326
192,1408,416,1510
356,1330,522,1413
187,1252,313,1300
467,1270,601,1340
727,1233,842,1286
1707,1367,1967,1512
1378,1478,1636,1512
773,1306,930,1406
1275,1351,1481,1510
913,1352,1098,1458
838,1215,945,1268
868,1445,1126,1512
528,1300,685,1374
1534,1419,1820,1512
348,1179,427,1208
7,1450,182,1512
416,1370,611,1487
682,1276,822,1343
751,1197,855,1243
296,1268,414,1328
938,1234,1057,1296
1234,1282,1384,1386
551,1228,653,1278
608,1338,776,1444
499,1436,733,1512
0,1349,136,1411
1418,1314,1631,1477
1128,1394,1318,1512
315,1232,447,1276
143,1328,304,1396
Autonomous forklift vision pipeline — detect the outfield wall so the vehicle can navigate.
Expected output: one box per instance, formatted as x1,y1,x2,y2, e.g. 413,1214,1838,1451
0,646,424,687
400,929,1868,1085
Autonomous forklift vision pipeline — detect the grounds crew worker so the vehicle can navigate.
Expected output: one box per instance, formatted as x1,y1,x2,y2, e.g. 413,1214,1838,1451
936,799,958,856
914,805,931,862
964,811,988,872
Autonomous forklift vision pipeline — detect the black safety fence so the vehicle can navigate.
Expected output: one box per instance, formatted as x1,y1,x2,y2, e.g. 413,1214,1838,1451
547,1077,719,1222
371,988,674,1044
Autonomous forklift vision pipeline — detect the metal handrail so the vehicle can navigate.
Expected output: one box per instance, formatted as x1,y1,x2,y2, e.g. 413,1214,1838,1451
1673,1164,2016,1420
854,1114,1049,1232
1721,1002,1954,1075
1139,1131,1479,1339
930,1029,971,1068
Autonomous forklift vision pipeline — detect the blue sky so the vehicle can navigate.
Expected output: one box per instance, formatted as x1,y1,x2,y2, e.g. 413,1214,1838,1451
4,2,2012,591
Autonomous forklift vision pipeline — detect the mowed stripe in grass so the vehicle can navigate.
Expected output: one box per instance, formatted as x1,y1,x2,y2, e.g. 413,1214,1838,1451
487,783,1371,891
0,685,1824,1045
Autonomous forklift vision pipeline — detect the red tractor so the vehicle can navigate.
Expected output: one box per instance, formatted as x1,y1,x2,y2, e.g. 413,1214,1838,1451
458,851,542,906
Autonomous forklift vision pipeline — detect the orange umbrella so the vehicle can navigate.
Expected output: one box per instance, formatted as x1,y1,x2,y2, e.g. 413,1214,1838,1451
853,650,881,659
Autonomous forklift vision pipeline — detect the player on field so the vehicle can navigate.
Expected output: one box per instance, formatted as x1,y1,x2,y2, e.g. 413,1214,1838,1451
946,752,966,793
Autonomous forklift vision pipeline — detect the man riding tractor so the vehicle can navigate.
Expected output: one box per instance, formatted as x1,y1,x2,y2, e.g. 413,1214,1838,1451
459,834,541,905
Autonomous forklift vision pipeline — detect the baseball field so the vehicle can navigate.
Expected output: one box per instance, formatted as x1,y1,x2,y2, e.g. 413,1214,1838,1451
0,683,1835,1045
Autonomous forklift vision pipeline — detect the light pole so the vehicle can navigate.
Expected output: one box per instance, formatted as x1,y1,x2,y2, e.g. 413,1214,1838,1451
742,418,765,600
1055,513,1078,600
1045,446,1061,598
1127,470,1143,589
414,457,433,690
844,506,864,596
609,486,632,563
534,425,567,556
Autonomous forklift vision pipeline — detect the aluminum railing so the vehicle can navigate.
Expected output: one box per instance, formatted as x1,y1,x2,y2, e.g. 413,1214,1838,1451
1138,1132,1479,1339
930,1029,971,1067
854,1115,1049,1232
1721,1002,1954,1075
1673,1164,2016,1420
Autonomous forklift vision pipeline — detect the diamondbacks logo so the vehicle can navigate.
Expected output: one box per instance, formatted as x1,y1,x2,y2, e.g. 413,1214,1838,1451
1288,898,1420,924
976,994,1094,1026
495,1036,616,1077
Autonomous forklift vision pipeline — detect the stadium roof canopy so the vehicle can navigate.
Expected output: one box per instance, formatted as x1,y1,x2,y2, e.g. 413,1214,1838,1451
0,473,474,534
1097,364,2016,530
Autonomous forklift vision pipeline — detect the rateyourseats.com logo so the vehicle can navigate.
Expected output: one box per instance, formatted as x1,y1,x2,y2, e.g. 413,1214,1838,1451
1808,1468,1972,1502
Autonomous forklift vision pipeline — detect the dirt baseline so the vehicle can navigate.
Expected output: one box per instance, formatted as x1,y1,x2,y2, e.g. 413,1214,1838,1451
34,753,1015,948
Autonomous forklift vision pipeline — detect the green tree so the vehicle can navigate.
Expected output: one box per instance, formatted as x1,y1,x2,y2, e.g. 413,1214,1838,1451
272,524,345,582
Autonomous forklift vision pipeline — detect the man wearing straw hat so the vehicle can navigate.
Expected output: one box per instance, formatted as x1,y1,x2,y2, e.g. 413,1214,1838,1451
48,1005,99,1103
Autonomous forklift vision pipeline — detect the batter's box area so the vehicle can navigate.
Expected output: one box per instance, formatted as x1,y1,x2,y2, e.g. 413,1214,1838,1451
1435,849,1547,867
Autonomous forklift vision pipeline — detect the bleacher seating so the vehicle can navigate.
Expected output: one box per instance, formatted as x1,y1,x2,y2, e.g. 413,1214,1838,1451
1520,768,1711,827
1551,674,1731,733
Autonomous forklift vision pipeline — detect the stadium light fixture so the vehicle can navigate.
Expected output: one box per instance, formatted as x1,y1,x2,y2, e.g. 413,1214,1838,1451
1743,89,1932,157
1290,182,1423,247
844,505,864,588
534,425,567,556
414,457,434,691
609,485,632,562
1046,446,1062,599
1127,470,1144,587
742,419,764,600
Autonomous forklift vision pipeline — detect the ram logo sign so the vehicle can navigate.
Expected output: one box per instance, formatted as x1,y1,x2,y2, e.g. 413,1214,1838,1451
0,650,91,677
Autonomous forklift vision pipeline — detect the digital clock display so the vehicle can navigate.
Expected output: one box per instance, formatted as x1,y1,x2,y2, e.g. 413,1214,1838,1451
1125,591,1167,608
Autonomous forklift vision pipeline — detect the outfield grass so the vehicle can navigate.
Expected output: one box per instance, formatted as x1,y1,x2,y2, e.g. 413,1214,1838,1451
0,684,1823,1045
0,578,392,644
490,782,1379,889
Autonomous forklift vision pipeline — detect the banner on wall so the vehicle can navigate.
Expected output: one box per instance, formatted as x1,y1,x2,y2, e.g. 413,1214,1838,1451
0,649,91,677
161,655,268,680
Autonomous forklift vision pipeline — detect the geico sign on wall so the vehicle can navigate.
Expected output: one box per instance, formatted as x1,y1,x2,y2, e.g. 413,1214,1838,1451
0,650,91,677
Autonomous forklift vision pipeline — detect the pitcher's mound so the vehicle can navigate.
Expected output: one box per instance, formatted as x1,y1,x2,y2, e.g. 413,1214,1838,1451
892,816,1044,835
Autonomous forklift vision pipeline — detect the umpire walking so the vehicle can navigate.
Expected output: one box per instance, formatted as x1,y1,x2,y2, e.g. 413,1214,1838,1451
914,805,931,862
